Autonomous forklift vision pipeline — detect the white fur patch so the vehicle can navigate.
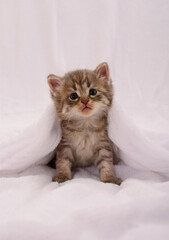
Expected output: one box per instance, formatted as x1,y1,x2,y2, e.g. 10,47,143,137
70,130,98,167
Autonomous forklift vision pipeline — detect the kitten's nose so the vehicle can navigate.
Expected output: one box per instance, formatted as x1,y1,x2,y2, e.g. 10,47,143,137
81,99,89,105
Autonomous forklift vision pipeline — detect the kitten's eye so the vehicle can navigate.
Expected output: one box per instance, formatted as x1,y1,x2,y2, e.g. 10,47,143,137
89,89,97,96
70,92,78,100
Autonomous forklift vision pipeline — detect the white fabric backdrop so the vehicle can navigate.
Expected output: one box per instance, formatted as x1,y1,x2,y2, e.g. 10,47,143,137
0,0,169,176
0,1,169,239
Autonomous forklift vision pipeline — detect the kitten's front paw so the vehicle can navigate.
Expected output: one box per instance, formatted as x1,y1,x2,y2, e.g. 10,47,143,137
113,178,122,185
101,176,122,185
52,175,72,183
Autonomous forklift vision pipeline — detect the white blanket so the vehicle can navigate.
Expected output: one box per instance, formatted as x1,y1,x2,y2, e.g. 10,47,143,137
0,0,169,239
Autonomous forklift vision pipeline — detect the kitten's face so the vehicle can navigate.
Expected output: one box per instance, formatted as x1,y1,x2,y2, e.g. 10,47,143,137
48,63,113,121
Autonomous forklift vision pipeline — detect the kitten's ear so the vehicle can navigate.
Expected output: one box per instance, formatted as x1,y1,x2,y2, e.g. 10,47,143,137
95,62,110,81
47,74,62,96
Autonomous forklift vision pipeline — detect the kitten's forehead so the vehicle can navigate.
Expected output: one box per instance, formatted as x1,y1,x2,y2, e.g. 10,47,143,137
64,70,97,91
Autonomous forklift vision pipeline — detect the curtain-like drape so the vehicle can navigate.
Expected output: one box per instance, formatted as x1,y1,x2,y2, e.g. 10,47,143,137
0,0,169,175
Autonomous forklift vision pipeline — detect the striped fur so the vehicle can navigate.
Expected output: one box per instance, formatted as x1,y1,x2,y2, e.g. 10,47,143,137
48,63,121,185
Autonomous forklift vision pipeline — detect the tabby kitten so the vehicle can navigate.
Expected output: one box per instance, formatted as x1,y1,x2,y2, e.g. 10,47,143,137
48,62,121,185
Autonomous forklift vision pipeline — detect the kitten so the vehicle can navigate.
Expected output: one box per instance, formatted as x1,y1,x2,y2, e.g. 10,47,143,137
48,62,121,185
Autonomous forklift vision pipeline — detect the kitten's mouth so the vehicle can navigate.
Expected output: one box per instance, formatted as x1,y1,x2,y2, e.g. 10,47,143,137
81,104,92,113
82,106,91,111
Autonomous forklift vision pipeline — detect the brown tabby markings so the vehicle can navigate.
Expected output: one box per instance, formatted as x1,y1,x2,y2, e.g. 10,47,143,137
48,63,121,185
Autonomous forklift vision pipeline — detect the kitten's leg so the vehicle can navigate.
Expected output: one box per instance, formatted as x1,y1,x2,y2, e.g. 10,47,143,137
53,147,73,183
112,141,121,165
96,149,122,185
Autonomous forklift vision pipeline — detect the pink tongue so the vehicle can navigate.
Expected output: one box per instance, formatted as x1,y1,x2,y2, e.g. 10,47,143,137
83,106,89,111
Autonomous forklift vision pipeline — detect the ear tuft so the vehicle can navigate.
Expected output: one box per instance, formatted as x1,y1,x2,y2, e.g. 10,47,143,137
95,62,110,81
47,74,62,95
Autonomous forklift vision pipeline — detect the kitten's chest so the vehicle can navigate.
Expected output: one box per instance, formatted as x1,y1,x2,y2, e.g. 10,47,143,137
70,131,98,166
